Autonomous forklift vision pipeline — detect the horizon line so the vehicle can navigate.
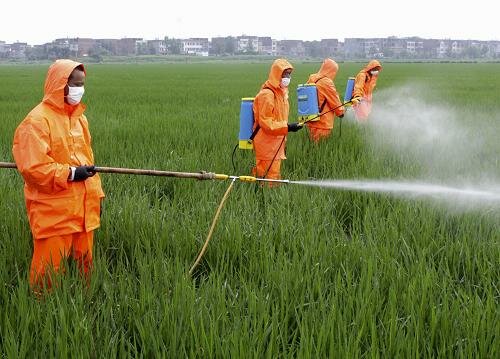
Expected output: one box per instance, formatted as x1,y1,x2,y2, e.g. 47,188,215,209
2,34,500,47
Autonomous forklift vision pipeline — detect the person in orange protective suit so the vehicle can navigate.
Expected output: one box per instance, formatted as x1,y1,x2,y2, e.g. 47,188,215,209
252,58,303,181
351,60,382,121
12,59,105,292
305,58,345,143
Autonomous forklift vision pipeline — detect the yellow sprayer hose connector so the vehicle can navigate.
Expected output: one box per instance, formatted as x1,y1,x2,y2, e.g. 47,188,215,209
214,174,229,180
238,176,257,183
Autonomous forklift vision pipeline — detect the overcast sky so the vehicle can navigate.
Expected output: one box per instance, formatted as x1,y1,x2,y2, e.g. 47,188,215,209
2,0,497,45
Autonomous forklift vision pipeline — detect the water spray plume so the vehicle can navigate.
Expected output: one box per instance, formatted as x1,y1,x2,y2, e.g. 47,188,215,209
368,85,499,180
291,179,500,208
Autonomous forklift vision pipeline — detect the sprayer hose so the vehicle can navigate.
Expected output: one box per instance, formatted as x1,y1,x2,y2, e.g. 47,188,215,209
188,178,236,275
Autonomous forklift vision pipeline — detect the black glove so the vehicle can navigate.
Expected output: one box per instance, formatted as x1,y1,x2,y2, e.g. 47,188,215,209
287,122,303,132
74,165,96,181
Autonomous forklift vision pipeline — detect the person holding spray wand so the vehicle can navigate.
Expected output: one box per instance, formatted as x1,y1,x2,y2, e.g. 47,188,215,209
251,59,302,185
305,58,345,143
351,60,382,121
12,59,105,293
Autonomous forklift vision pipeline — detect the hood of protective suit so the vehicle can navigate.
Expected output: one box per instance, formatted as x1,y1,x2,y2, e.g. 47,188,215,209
308,58,339,83
263,58,293,90
363,59,382,72
43,59,85,110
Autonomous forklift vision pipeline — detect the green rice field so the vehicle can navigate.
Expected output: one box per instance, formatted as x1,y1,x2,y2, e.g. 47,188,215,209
0,61,499,357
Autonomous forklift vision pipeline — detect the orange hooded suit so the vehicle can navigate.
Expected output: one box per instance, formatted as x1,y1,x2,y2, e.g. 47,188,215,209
306,59,345,142
352,60,382,121
252,59,293,180
12,59,105,288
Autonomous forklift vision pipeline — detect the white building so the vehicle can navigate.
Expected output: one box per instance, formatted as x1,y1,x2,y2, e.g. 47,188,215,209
237,36,259,53
181,38,209,56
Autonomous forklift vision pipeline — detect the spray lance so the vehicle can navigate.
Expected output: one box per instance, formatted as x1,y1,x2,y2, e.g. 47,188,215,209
0,162,289,185
299,98,361,138
298,98,359,126
0,161,290,276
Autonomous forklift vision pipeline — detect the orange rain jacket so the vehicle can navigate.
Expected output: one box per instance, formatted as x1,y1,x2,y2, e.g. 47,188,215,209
12,59,105,239
306,58,344,130
252,59,293,160
352,59,382,100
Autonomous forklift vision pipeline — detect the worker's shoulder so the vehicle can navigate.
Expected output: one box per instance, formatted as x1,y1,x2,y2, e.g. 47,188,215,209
356,70,367,78
315,76,332,83
253,90,275,113
315,77,334,88
25,103,49,119
256,86,275,99
17,103,54,129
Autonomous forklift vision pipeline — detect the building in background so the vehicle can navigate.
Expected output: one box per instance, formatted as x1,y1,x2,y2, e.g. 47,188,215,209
136,39,166,55
181,38,209,56
258,37,277,56
278,40,306,57
0,41,7,57
1,35,499,60
236,36,259,54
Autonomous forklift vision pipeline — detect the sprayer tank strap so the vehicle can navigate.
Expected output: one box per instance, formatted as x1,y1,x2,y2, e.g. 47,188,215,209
314,77,328,113
365,72,371,82
250,87,274,140
250,125,260,140
319,99,327,113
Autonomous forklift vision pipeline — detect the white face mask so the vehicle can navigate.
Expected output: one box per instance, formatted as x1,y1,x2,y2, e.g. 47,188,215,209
280,77,291,88
66,86,85,105
370,70,379,76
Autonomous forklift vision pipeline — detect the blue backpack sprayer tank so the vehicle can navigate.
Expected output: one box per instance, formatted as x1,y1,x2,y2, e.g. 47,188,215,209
295,78,357,138
343,77,355,103
238,97,255,150
297,84,320,123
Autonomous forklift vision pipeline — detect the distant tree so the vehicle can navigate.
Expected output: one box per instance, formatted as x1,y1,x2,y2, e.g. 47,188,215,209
226,38,236,54
86,44,107,62
165,37,181,55
480,45,489,57
383,48,394,58
26,46,48,60
464,46,480,59
136,42,148,55
47,46,70,60
210,39,224,55
304,41,322,58
210,37,237,55
89,44,110,57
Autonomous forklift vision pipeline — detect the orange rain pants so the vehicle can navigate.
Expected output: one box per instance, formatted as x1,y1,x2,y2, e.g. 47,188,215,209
252,160,282,187
308,128,332,143
30,231,94,290
253,160,281,179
